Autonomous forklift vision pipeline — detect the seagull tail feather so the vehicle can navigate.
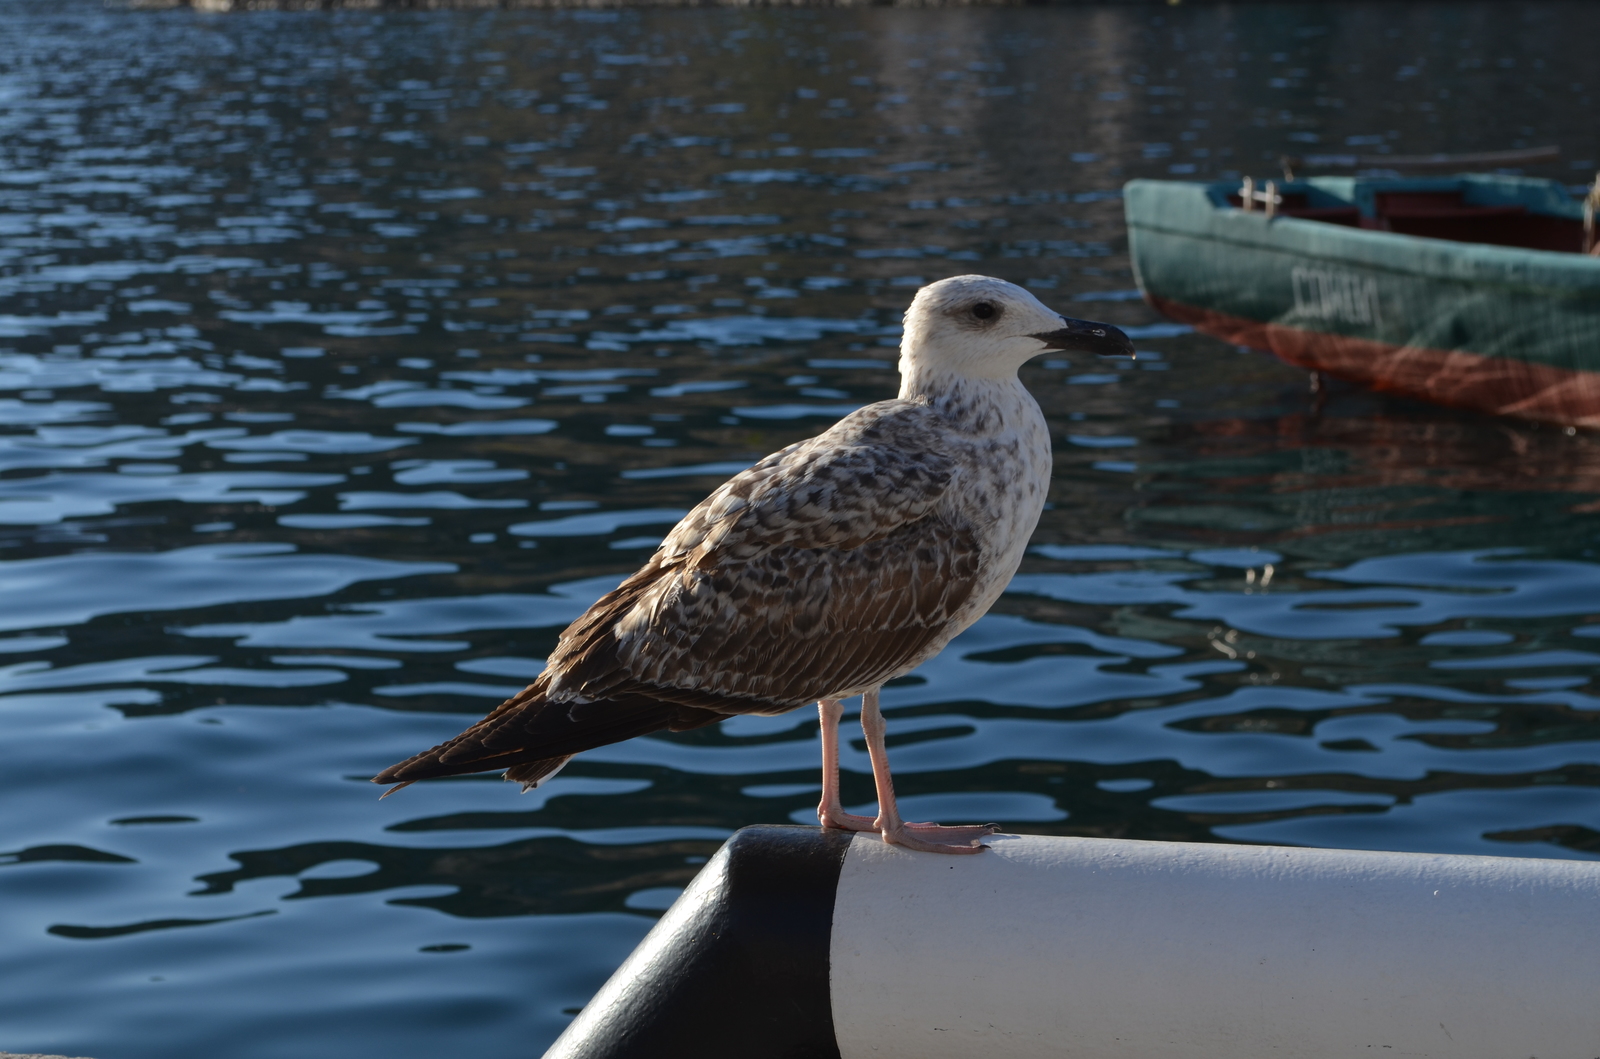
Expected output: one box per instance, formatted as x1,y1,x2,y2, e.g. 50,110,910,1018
370,674,728,795
371,677,558,791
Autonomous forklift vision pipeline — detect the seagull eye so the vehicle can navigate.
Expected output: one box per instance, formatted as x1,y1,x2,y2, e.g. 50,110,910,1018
971,302,997,320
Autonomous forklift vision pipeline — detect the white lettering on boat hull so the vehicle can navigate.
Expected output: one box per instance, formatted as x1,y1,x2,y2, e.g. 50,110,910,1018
1290,266,1382,328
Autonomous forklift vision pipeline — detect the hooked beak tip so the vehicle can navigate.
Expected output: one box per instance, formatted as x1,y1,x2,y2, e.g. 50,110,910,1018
1031,317,1136,359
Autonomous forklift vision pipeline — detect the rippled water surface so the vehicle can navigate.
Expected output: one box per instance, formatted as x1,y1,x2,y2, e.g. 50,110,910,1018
4,2,1600,1056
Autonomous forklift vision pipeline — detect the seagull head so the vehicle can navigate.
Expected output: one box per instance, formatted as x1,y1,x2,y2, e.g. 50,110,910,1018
900,274,1135,382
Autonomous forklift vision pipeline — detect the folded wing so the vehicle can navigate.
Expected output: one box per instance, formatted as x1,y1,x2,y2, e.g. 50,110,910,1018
374,400,984,790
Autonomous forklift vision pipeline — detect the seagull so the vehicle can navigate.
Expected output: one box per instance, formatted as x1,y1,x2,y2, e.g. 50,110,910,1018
374,275,1133,854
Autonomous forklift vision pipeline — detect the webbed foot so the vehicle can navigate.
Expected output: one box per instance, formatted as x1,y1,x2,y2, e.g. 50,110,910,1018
879,820,999,854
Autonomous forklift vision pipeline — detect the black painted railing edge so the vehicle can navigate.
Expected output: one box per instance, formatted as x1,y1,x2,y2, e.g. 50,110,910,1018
544,825,853,1059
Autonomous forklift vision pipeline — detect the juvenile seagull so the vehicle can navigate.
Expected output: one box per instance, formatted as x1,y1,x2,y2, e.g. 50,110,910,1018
375,275,1133,854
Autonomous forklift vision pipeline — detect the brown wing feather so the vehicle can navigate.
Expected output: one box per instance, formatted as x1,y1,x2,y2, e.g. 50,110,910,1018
374,399,985,790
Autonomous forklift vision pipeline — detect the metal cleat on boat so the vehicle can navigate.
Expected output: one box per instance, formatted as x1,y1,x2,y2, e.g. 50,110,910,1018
1236,176,1283,219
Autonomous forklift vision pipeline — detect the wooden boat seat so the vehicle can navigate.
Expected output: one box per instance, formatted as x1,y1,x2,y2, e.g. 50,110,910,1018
1230,185,1586,252
1362,191,1581,251
1374,192,1527,235
1342,190,1582,253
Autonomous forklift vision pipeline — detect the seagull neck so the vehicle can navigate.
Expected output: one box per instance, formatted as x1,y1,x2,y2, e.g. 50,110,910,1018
898,368,1032,435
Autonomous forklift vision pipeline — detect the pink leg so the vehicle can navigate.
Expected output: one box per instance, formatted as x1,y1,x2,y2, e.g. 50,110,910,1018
859,687,997,855
816,698,878,832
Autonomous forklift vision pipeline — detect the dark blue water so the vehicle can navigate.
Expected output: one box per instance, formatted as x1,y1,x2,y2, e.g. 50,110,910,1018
3,2,1600,1056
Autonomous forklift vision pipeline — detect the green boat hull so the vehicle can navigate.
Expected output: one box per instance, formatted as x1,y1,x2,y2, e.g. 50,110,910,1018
1125,174,1600,426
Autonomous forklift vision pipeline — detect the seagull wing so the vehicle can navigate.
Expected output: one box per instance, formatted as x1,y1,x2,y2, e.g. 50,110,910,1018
562,398,982,703
374,399,984,789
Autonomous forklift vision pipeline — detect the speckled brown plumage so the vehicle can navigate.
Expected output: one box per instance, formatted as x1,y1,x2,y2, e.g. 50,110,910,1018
375,399,985,790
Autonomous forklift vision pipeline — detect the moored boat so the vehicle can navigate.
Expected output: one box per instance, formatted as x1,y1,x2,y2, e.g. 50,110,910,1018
1124,172,1600,427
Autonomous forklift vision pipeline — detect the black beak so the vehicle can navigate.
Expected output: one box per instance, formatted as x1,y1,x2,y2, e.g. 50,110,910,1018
1030,317,1136,359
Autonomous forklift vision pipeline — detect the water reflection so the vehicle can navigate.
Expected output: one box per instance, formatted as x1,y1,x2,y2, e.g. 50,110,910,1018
1,2,1599,1057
